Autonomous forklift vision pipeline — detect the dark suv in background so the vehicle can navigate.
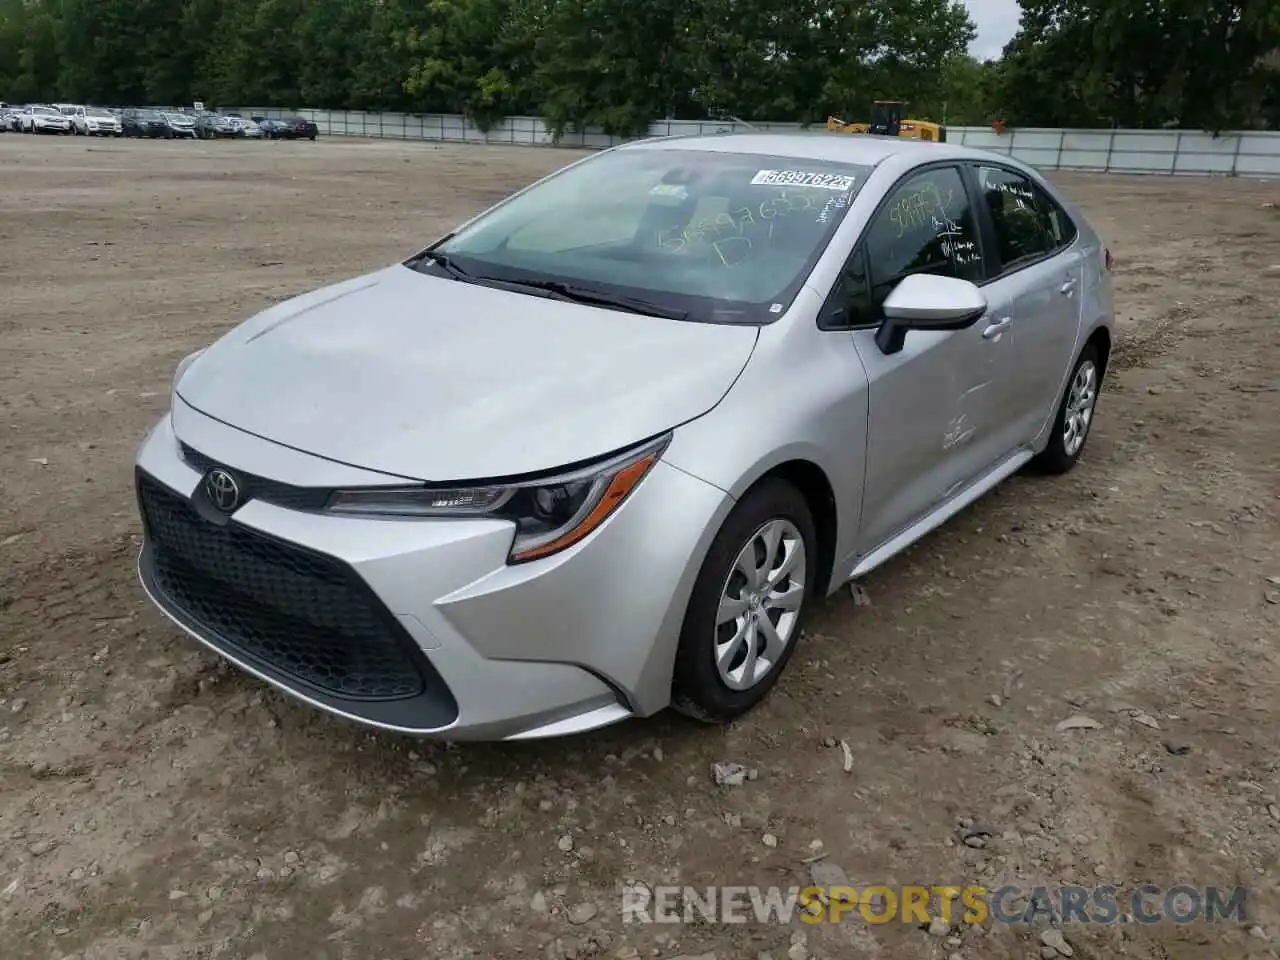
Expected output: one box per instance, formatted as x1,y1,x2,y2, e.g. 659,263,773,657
121,109,170,138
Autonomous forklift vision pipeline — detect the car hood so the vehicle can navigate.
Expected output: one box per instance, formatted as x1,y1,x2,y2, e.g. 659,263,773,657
177,265,758,481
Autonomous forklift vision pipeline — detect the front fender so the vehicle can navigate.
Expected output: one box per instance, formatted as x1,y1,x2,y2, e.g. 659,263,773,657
662,288,869,585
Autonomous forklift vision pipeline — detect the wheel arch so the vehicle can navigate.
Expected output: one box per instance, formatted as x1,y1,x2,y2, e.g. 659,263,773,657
734,458,841,598
1085,324,1112,380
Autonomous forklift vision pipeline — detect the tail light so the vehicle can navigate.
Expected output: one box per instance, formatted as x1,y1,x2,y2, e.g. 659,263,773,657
1103,247,1113,272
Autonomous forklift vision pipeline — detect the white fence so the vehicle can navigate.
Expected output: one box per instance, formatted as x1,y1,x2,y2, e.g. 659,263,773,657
235,108,1280,178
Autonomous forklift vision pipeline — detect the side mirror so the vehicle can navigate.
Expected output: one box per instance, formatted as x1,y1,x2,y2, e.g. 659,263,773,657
875,273,988,355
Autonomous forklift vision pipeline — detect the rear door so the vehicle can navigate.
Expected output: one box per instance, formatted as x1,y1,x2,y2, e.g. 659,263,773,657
969,163,1085,444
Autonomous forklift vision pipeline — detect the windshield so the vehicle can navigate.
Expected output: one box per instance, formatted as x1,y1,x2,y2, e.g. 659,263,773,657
427,147,872,324
34,106,58,116
137,110,162,120
86,107,113,118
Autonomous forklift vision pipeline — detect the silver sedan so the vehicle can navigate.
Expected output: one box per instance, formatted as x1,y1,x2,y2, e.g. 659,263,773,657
134,132,1113,740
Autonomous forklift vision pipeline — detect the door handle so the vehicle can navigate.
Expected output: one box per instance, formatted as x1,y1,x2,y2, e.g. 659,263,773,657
982,316,1012,339
1060,277,1078,296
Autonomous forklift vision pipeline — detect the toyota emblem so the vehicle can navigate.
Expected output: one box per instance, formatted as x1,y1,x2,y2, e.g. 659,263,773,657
204,468,241,512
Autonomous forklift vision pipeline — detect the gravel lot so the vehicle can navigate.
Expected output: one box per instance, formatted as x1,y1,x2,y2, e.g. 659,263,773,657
1,136,1278,960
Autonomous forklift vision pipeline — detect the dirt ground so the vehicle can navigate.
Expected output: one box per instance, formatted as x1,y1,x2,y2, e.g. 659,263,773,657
1,135,1278,960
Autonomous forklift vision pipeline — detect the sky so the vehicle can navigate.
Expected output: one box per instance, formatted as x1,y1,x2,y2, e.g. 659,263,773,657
963,0,1022,60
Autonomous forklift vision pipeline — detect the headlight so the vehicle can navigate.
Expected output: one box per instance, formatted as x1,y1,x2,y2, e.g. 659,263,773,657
327,434,670,563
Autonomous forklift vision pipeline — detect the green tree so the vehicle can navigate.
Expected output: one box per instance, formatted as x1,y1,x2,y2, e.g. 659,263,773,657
206,0,304,106
4,0,62,102
523,0,700,138
295,0,366,108
401,0,527,127
996,0,1280,130
1,0,1276,133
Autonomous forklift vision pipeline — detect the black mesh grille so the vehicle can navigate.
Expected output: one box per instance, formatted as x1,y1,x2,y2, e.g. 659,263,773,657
138,472,427,701
180,443,332,511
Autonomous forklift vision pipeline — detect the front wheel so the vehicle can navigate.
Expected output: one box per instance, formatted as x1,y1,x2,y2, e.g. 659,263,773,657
1031,342,1102,475
671,478,816,724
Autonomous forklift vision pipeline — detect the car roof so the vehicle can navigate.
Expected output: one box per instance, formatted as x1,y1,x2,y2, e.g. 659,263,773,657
617,130,988,168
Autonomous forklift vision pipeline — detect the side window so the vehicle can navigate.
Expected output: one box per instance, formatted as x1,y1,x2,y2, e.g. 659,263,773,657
820,244,874,328
821,166,982,329
865,166,983,313
976,166,1075,270
1036,185,1078,248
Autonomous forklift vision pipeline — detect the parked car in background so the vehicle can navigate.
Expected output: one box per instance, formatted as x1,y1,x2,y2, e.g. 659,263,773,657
134,133,1113,740
251,115,317,140
194,112,235,139
221,113,262,138
122,108,170,138
71,105,123,136
0,107,20,132
278,114,319,140
20,105,73,134
163,112,198,139
53,102,80,118
250,116,283,138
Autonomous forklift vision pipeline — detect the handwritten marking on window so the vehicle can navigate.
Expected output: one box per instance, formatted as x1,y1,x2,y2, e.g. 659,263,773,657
889,181,954,238
655,190,823,261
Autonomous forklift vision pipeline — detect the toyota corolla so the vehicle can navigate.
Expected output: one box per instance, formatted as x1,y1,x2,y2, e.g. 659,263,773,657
135,132,1113,740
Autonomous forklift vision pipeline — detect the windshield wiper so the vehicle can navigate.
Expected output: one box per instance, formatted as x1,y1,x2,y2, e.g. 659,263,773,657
495,278,688,321
413,250,471,281
410,254,687,320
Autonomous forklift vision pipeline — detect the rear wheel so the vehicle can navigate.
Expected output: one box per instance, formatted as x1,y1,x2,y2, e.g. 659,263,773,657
672,478,815,724
1031,342,1102,475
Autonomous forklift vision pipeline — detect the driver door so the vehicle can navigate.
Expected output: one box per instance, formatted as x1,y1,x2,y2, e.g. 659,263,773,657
829,164,1016,555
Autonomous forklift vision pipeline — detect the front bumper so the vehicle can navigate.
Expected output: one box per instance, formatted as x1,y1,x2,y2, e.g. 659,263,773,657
134,404,731,740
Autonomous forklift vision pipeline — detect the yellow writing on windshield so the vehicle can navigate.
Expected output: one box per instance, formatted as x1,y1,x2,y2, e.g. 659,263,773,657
656,190,825,259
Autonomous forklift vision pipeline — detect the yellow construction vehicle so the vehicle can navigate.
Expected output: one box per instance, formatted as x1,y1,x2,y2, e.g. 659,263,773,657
825,100,947,142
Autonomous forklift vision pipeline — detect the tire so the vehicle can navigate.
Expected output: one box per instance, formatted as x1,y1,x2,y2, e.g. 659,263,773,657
671,477,817,724
1030,341,1103,475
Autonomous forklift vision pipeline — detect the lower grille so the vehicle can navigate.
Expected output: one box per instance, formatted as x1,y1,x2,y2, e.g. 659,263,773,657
137,472,426,701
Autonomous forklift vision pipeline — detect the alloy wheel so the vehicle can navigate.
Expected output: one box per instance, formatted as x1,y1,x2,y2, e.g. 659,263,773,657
714,518,807,691
1063,359,1098,457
